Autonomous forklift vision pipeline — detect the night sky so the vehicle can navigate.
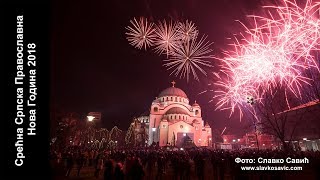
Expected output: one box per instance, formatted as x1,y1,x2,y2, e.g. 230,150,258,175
51,0,264,133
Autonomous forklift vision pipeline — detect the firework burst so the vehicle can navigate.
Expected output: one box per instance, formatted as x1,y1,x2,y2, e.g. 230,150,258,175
125,17,213,82
177,20,199,42
125,17,157,50
213,0,320,118
153,20,180,56
164,35,213,82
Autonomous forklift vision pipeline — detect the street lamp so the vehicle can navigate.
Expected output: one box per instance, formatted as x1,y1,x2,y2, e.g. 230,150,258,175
87,116,95,122
246,95,259,150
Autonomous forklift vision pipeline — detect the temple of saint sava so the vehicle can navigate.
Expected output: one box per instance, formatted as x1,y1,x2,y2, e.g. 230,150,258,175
132,82,212,147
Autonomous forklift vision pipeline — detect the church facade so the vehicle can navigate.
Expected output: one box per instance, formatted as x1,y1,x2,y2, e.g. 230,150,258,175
136,82,212,147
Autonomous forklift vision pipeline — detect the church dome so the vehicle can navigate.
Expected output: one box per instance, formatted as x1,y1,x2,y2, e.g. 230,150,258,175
165,107,189,115
159,82,188,98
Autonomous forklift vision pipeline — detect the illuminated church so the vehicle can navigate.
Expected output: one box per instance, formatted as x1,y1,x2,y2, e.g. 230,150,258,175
136,81,212,147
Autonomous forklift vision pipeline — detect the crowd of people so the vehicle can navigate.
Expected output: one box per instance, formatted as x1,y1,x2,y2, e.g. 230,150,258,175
50,146,320,180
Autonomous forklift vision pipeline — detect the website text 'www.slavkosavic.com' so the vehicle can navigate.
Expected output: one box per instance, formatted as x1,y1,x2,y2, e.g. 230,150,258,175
235,157,309,171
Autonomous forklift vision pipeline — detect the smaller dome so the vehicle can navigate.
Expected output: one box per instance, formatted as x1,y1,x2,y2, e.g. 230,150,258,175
192,100,200,107
165,107,189,115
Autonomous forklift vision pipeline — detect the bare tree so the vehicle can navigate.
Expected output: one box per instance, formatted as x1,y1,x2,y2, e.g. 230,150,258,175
254,85,307,151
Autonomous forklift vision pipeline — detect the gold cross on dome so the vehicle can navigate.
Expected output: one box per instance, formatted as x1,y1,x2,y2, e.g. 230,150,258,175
171,81,176,87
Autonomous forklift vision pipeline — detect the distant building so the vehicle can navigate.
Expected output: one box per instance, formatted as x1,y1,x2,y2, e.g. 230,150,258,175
130,112,149,147
221,135,238,144
219,133,277,150
281,99,320,151
242,133,278,150
217,100,320,151
134,81,212,147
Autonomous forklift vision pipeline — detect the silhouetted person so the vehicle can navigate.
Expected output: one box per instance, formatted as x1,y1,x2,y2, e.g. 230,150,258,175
114,162,124,180
130,158,145,180
76,153,85,176
65,153,74,177
195,156,205,180
156,156,164,180
95,156,104,178
104,159,114,180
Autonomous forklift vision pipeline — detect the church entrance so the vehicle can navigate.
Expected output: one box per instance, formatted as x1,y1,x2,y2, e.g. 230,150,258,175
176,132,194,147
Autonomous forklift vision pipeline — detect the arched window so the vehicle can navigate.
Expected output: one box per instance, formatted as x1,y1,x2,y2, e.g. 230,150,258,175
179,115,181,119
171,97,173,101
166,97,168,101
175,115,176,119
179,98,181,102
175,97,177,101
195,110,199,115
154,107,158,112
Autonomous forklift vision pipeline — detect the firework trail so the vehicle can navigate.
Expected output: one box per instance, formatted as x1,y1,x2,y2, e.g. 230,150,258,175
221,126,227,136
213,0,320,119
153,20,180,56
164,35,213,82
126,17,157,50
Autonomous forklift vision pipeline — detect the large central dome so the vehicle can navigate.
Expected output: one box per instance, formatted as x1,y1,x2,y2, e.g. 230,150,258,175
159,87,188,98
165,107,189,115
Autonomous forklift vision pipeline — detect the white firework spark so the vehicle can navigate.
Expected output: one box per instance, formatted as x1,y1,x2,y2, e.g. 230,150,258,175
177,20,199,42
125,17,156,50
164,35,213,82
154,20,180,56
